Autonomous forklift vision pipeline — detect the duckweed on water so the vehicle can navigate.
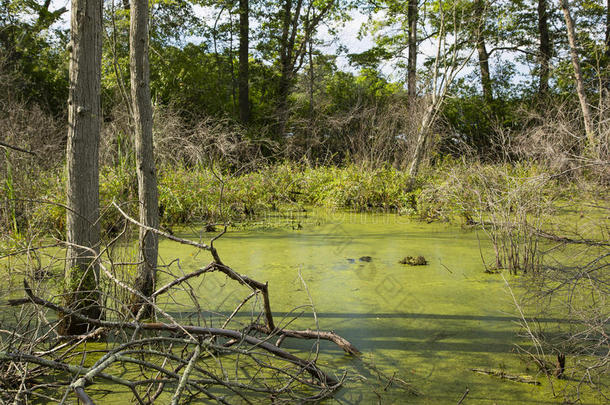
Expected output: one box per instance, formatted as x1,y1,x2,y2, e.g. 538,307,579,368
1,210,607,403
148,210,603,404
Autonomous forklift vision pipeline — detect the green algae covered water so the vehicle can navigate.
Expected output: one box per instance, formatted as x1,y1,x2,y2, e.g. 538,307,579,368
2,209,603,404
152,210,591,404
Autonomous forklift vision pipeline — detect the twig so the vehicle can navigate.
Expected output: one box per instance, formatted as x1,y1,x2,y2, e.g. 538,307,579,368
171,344,201,405
471,368,540,385
0,141,37,156
457,387,469,404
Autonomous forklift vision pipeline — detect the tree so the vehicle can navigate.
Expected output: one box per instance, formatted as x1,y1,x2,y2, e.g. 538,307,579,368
407,0,418,103
363,0,420,103
409,0,476,177
559,0,595,156
537,0,551,95
276,0,303,137
62,0,103,335
239,0,250,124
0,0,68,114
259,0,339,137
130,0,159,313
474,0,492,103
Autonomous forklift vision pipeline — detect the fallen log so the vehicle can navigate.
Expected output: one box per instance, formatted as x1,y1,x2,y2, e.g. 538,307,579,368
470,368,540,385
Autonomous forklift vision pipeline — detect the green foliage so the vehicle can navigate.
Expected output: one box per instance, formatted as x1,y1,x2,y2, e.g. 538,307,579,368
16,163,420,237
299,165,413,211
150,44,236,117
0,0,69,115
2,155,602,250
2,0,609,242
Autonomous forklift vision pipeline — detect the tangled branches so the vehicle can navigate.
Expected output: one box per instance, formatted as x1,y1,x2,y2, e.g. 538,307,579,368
0,205,359,404
508,204,610,402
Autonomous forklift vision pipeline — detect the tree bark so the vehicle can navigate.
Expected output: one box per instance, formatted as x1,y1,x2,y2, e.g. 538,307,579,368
274,0,332,139
276,0,300,138
407,0,418,103
537,0,551,96
62,0,103,335
474,0,492,103
408,101,435,178
130,0,159,314
238,0,250,124
606,0,610,59
560,0,596,155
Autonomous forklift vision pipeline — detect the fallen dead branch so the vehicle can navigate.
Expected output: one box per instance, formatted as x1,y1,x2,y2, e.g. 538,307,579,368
470,368,541,385
9,279,340,387
0,200,381,404
252,324,361,356
114,201,277,329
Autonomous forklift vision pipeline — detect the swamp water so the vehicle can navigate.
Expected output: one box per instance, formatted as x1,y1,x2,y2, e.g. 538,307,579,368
151,210,573,404
2,210,596,404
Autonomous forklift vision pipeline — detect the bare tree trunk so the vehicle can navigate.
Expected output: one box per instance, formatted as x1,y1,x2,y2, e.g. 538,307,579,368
276,0,298,138
606,0,610,59
475,0,492,103
130,0,159,314
238,0,250,124
308,38,314,122
537,0,551,96
560,0,596,155
408,102,435,178
407,0,418,103
477,41,492,103
62,0,103,335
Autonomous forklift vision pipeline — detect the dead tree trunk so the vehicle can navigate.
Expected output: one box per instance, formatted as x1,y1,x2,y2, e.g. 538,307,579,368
62,0,103,335
130,0,159,313
560,0,596,156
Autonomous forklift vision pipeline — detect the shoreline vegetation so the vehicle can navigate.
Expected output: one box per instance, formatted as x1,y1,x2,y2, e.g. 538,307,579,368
2,160,607,244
